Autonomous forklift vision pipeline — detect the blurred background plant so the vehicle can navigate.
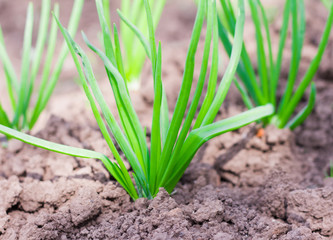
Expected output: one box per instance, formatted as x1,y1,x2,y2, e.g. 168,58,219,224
321,0,333,9
0,0,83,141
102,0,166,89
218,0,333,130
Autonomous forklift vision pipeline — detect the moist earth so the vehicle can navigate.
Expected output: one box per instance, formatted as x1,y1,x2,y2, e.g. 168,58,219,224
1,0,333,239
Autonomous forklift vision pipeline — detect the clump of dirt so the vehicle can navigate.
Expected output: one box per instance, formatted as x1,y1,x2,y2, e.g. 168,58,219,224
0,115,112,184
0,104,332,239
287,180,333,237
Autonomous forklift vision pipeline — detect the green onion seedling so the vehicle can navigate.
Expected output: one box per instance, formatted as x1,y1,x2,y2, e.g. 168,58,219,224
102,0,166,89
218,0,333,130
0,0,83,140
0,0,273,200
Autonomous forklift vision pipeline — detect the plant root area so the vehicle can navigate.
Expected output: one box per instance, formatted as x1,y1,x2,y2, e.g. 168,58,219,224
1,0,333,239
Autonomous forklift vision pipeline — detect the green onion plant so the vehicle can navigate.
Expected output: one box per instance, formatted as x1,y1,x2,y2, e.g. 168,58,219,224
0,0,273,200
0,0,83,136
102,0,166,89
218,0,333,130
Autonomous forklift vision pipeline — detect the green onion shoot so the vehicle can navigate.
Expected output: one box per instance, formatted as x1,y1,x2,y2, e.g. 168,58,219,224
0,0,274,200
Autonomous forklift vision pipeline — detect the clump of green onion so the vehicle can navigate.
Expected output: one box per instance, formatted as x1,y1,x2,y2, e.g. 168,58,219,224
0,0,273,200
218,0,333,130
0,0,83,137
102,0,166,89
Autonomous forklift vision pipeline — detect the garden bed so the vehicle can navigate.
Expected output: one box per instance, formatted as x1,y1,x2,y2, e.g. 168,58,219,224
1,0,333,239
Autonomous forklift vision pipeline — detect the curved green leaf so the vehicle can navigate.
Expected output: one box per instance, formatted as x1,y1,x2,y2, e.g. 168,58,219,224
286,82,316,130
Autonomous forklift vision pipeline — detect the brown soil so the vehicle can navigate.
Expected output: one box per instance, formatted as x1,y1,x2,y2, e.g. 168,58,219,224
1,0,333,239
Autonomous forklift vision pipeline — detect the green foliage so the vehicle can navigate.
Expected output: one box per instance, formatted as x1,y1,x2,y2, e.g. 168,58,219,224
218,0,333,130
327,160,333,178
0,0,83,135
102,0,166,88
0,0,274,200
322,0,333,9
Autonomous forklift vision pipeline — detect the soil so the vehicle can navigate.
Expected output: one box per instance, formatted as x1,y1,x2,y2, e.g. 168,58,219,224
1,0,333,239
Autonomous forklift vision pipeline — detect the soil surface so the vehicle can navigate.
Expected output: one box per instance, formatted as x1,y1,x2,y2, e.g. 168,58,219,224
1,0,333,239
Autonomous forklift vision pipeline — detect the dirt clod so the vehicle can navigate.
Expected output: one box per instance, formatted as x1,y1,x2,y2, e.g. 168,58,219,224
70,186,102,226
